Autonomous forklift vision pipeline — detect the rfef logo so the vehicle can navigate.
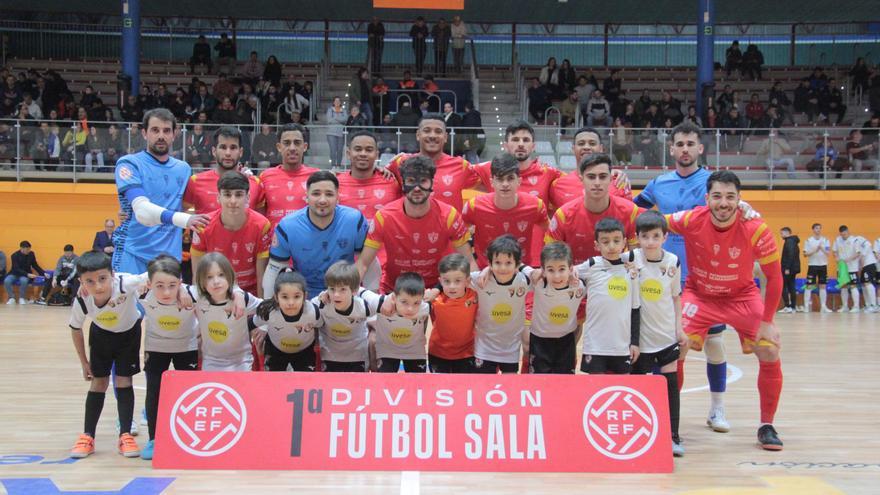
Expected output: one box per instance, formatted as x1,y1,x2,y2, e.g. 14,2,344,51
582,386,658,460
170,383,247,457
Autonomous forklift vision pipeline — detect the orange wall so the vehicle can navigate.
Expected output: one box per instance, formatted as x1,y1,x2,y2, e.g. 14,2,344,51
1,184,878,276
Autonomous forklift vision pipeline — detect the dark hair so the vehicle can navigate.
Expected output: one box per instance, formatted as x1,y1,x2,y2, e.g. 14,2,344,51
781,227,792,234
213,126,242,146
400,155,436,179
438,253,471,276
417,113,446,128
194,252,237,303
504,120,535,141
811,223,821,229
706,170,741,193
75,250,113,275
147,254,182,280
19,240,31,248
217,171,250,192
141,108,177,131
278,122,309,143
573,127,602,144
670,121,702,142
348,129,378,146
486,234,522,266
595,217,625,241
490,152,520,179
324,261,360,292
578,153,613,175
541,242,573,267
635,210,668,235
257,269,308,321
63,244,75,252
394,272,425,297
839,225,848,233
307,170,339,190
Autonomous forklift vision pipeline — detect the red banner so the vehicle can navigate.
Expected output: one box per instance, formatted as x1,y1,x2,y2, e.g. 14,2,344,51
153,372,671,472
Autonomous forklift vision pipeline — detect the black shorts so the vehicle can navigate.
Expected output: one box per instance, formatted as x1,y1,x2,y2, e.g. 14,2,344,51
264,339,317,372
428,355,475,373
473,358,519,374
529,332,576,374
322,360,367,372
144,350,199,375
860,264,877,285
632,343,680,375
377,358,427,373
806,265,828,286
581,354,632,375
88,320,142,378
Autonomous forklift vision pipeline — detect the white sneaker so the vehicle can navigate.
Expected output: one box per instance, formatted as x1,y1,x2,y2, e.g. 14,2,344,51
5,298,14,305
777,307,792,314
796,306,806,313
849,307,860,313
821,306,832,313
18,298,27,305
707,409,731,433
837,307,848,313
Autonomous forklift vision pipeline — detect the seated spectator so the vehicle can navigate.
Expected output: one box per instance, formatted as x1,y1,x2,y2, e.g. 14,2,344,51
720,107,746,151
765,105,784,129
127,123,146,154
704,106,719,129
716,85,737,115
610,90,630,120
745,93,766,128
84,125,107,172
262,85,282,120
819,78,847,125
399,71,417,90
30,122,61,171
137,85,156,111
793,79,819,122
212,73,235,102
240,51,264,85
345,105,369,130
22,93,42,120
280,86,309,124
36,244,78,305
769,81,792,110
636,122,662,166
527,77,550,124
575,76,596,120
559,59,576,94
79,85,97,109
190,35,213,73
659,91,683,125
587,89,611,127
847,129,879,174
809,67,829,92
155,83,173,108
758,132,795,179
633,90,652,119
191,84,217,115
742,44,764,81
376,114,398,154
187,124,213,166
61,115,88,166
263,55,283,87
92,218,116,255
603,69,623,104
212,97,238,124
539,57,563,101
4,240,45,305
684,105,702,127
806,140,848,178
120,94,143,123
560,90,579,128
86,97,109,123
862,114,880,145
252,123,279,169
214,33,237,76
725,40,743,77
168,87,189,119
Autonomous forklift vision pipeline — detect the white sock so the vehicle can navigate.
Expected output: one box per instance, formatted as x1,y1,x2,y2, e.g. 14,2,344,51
851,287,860,308
710,392,724,412
804,288,813,311
819,287,828,307
842,289,849,308
865,284,877,307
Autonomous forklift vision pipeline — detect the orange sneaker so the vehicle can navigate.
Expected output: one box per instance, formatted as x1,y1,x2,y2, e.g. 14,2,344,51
70,434,95,458
117,433,140,458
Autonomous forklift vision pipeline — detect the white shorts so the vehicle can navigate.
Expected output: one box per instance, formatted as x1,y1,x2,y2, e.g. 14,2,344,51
201,356,253,372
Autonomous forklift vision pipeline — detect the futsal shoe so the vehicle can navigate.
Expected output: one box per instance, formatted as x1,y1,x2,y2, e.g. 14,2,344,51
118,433,140,457
777,307,793,314
849,307,860,313
18,298,28,305
707,408,731,433
821,306,832,313
837,306,848,313
672,437,685,457
141,439,154,460
5,299,14,305
70,434,95,458
757,424,783,451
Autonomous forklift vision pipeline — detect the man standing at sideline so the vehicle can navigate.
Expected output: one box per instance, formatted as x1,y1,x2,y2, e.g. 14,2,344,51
802,223,832,312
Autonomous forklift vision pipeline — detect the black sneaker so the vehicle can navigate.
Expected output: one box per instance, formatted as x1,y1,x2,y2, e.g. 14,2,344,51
757,424,783,451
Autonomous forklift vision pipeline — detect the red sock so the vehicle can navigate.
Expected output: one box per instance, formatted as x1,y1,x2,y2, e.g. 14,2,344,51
676,360,685,391
758,360,783,424
520,355,530,374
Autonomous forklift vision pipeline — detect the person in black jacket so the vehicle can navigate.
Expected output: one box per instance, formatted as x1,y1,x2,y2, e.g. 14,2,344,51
779,227,801,313
410,17,429,76
4,240,45,305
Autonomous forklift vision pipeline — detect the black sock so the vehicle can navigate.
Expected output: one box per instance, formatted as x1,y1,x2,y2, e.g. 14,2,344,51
84,391,106,438
116,387,135,435
145,372,163,440
663,372,681,440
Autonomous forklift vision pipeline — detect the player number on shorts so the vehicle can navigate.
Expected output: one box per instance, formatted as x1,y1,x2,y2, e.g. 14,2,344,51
287,389,324,456
682,302,698,318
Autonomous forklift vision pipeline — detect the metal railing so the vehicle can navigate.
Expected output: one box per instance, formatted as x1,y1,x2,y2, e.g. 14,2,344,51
1,118,878,189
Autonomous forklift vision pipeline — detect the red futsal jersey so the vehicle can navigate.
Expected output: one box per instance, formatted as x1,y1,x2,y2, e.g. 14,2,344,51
182,169,265,214
190,209,272,294
546,195,642,264
336,170,402,221
666,207,782,322
549,172,633,210
387,152,479,212
462,192,548,268
365,197,470,293
258,164,320,227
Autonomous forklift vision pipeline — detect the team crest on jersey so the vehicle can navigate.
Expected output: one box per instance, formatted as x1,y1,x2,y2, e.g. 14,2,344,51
428,232,439,244
713,244,720,255
118,166,133,180
517,221,529,232
503,222,510,232
442,175,453,186
287,181,294,190
231,242,239,253
729,247,741,259
337,239,349,249
413,233,420,243
374,189,386,199
358,189,366,198
528,176,538,185
245,242,255,253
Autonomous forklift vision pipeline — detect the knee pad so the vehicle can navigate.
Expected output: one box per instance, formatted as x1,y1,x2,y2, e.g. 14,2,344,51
704,333,726,364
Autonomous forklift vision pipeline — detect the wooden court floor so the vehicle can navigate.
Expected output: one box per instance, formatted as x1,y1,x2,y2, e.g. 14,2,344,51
0,305,877,494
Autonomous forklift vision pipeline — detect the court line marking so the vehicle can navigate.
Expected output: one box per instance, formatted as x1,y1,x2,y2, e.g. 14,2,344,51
400,470,420,495
681,355,743,394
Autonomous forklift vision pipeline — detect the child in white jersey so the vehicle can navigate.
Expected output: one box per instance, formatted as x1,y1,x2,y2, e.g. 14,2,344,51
251,269,323,371
363,272,430,373
631,211,688,457
193,252,261,371
317,261,371,372
576,218,641,375
472,234,532,374
528,242,586,374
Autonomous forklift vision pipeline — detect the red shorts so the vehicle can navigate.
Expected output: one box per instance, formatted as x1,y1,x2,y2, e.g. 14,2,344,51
681,289,764,354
